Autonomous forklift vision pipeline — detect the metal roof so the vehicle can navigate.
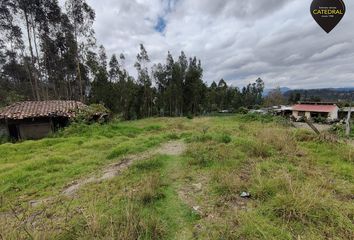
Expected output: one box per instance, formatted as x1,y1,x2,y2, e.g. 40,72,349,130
292,104,338,113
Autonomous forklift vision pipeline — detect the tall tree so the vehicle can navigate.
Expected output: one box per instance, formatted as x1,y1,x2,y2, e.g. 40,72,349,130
66,0,95,101
108,54,119,83
134,44,152,118
264,87,286,107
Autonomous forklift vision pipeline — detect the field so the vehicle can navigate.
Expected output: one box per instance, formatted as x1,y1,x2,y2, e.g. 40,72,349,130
0,115,353,239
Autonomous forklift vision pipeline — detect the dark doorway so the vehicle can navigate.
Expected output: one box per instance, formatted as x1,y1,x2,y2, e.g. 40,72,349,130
8,124,20,140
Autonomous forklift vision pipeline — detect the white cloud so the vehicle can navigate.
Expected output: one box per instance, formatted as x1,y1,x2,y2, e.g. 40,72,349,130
84,0,354,89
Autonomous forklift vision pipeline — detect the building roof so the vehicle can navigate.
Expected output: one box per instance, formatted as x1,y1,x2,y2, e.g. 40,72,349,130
292,104,338,113
0,101,86,120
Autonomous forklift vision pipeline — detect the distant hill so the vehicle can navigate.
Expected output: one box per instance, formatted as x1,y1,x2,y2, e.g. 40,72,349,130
283,88,354,102
263,87,291,96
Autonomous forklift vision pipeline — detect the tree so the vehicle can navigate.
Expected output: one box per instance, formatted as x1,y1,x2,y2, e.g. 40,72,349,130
108,54,119,83
134,44,152,118
1,0,274,121
184,57,205,115
66,0,96,101
264,87,286,107
288,92,301,104
242,78,265,108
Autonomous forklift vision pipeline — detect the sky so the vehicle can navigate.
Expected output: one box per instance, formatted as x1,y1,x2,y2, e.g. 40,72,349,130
82,0,353,89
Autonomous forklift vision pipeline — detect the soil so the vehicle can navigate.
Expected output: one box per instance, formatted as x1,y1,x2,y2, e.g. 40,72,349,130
32,141,186,205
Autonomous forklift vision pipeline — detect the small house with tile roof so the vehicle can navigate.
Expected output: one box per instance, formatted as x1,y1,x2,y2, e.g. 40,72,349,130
0,101,86,140
291,102,339,121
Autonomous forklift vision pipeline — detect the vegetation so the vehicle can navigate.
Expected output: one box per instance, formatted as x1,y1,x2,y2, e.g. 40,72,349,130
286,88,354,104
1,115,353,239
0,0,265,118
0,1,353,239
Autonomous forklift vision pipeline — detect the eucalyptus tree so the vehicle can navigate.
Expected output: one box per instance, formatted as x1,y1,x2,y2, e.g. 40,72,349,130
65,0,96,101
134,44,152,117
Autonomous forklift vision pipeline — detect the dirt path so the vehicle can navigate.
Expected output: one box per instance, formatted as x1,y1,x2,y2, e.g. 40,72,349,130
30,141,186,207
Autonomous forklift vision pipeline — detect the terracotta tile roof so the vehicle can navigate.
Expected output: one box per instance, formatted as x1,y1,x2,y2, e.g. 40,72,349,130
292,104,338,113
0,101,87,120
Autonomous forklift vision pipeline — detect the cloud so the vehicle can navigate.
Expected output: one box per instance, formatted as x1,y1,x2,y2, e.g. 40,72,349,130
310,42,351,61
84,0,354,89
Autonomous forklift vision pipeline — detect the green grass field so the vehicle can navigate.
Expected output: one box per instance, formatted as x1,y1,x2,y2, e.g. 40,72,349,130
1,115,353,239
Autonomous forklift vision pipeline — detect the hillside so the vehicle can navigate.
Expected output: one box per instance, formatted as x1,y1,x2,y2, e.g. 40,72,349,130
0,115,353,239
284,88,354,102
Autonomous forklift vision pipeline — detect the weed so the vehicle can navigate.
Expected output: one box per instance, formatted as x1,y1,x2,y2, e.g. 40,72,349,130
248,142,272,158
219,133,232,144
1,116,353,239
134,158,164,172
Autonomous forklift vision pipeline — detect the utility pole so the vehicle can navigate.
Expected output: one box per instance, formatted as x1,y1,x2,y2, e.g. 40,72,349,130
345,93,353,137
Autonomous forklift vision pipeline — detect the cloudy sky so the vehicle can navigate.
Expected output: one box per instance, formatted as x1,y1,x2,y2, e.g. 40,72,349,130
84,0,353,89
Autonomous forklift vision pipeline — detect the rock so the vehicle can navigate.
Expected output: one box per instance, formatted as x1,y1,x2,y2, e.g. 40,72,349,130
240,192,251,198
193,206,200,211
193,183,202,191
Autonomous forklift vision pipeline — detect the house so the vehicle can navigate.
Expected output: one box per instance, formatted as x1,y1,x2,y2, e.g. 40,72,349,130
272,105,293,117
291,102,339,121
0,101,86,140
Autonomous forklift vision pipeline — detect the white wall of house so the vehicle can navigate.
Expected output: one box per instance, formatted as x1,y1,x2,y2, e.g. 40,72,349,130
328,108,338,120
292,106,339,121
292,110,310,119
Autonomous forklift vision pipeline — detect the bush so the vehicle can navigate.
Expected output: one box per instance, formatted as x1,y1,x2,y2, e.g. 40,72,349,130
239,113,276,123
294,129,317,142
113,201,167,240
0,136,8,144
135,173,165,205
219,133,232,144
237,107,249,114
186,113,194,119
313,116,327,124
74,104,111,124
248,143,272,158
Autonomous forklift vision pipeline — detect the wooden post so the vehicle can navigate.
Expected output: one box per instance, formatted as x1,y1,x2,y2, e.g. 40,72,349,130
304,118,320,135
345,100,352,138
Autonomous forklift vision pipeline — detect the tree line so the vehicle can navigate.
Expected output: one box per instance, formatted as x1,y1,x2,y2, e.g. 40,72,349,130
0,0,265,119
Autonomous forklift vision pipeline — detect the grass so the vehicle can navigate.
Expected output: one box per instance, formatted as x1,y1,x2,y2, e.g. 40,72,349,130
0,114,353,239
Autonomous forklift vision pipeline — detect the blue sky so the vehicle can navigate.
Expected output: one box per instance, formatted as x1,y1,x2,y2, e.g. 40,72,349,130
154,17,167,33
84,0,354,89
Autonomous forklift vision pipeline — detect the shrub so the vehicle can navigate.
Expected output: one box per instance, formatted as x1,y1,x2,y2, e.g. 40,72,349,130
187,144,215,167
239,113,276,123
248,143,272,158
237,107,249,114
313,116,327,124
113,202,167,240
213,169,248,199
107,145,130,159
294,129,317,142
135,174,165,205
219,133,232,144
74,104,111,124
186,133,213,143
144,125,162,131
134,158,164,172
186,113,194,119
255,128,297,155
166,132,180,140
0,136,8,144
269,183,353,237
